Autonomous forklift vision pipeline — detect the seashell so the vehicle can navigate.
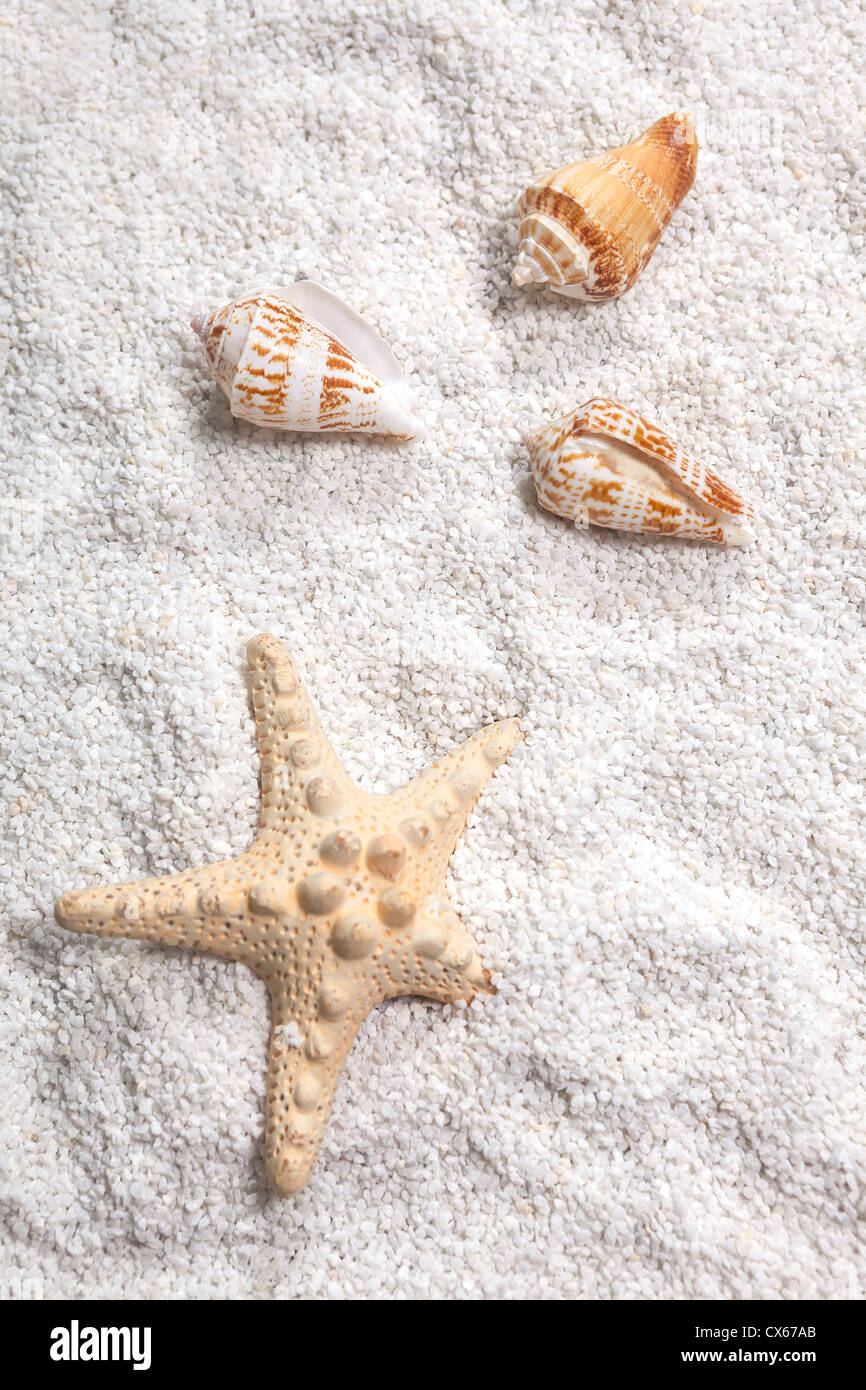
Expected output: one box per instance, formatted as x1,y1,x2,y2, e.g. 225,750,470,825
191,280,423,438
528,397,754,544
512,112,698,302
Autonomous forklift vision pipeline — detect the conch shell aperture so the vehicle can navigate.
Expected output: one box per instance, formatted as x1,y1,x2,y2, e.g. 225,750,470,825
529,398,754,545
513,113,698,302
192,281,424,439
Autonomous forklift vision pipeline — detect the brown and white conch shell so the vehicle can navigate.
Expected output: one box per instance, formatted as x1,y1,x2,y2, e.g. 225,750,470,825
191,281,424,438
512,113,698,302
529,398,754,544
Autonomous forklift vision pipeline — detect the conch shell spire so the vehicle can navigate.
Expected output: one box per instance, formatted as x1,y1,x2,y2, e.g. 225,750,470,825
512,251,546,287
513,221,590,288
513,112,698,302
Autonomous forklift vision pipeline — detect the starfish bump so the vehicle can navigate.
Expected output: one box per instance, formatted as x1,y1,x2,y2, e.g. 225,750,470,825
55,634,522,1196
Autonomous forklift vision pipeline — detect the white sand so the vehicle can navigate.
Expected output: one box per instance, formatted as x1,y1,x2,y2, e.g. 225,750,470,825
1,0,865,1299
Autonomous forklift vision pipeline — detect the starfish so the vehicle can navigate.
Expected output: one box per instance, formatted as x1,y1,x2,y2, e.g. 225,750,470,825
55,635,522,1195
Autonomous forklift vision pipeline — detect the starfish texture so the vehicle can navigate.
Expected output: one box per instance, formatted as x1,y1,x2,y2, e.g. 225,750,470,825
55,635,522,1195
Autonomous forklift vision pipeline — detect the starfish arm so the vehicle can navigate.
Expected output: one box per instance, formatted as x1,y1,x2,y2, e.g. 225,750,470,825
264,976,368,1196
247,634,353,832
54,860,252,962
406,956,493,1003
388,717,522,875
378,906,496,1005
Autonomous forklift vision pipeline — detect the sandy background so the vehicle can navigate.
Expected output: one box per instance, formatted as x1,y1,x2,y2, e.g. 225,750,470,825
1,0,865,1298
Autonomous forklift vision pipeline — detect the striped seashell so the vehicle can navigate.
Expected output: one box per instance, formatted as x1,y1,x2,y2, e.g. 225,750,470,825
512,113,698,302
191,281,423,438
529,398,754,545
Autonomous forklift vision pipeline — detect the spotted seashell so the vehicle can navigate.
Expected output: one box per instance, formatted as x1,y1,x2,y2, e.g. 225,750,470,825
512,113,698,302
191,281,423,438
529,398,754,544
